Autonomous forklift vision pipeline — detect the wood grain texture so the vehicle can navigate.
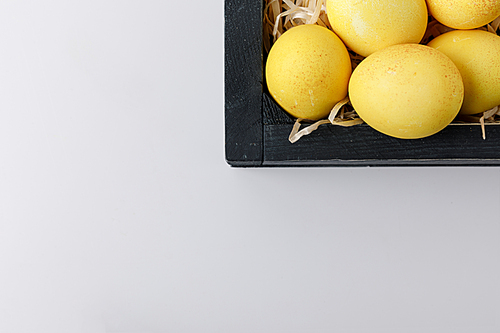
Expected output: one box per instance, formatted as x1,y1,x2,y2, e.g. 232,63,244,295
263,122,500,166
224,0,263,166
262,92,295,125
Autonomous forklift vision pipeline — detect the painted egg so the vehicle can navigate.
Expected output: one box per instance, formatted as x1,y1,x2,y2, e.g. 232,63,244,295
326,0,428,57
265,24,352,120
348,44,464,139
426,0,500,29
428,29,500,115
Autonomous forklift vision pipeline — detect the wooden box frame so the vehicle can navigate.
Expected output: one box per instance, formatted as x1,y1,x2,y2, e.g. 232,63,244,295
224,0,500,167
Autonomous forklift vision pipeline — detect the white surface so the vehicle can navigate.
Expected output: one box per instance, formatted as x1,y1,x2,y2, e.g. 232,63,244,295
0,1,499,332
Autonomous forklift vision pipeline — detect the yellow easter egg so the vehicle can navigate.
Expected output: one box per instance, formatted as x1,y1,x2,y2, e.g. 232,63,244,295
326,0,428,57
426,0,500,29
428,29,500,115
349,44,464,139
265,24,352,120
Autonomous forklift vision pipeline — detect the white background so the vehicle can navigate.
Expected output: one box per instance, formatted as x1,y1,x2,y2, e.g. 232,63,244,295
0,1,499,332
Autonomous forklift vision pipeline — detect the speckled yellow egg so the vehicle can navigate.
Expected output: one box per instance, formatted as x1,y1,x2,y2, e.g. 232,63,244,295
349,44,464,139
426,0,500,29
265,24,352,120
428,30,500,115
326,0,428,57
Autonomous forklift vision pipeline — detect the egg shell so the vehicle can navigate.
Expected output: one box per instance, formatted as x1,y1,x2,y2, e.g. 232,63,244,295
265,24,352,121
349,44,464,139
426,0,500,29
428,29,500,115
326,0,428,57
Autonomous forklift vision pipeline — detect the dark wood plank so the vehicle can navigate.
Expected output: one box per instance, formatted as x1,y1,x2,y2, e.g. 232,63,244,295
224,0,263,167
263,122,500,166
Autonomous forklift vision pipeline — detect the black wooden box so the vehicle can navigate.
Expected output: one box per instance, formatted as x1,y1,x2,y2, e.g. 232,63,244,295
224,0,500,167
